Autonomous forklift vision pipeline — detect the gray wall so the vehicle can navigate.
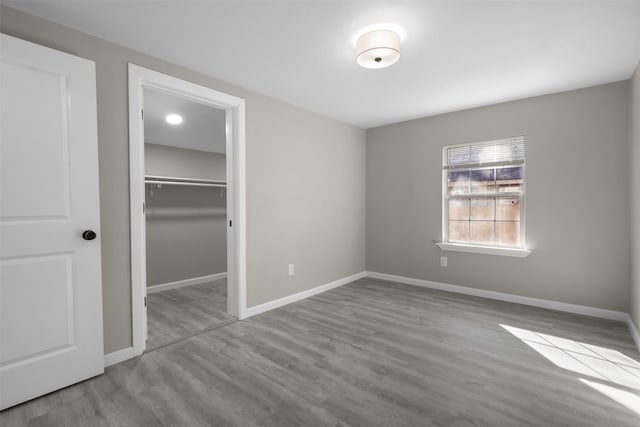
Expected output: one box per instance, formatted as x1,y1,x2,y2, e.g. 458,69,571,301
367,82,630,312
630,62,640,331
0,6,366,353
145,143,226,181
145,144,226,286
246,95,366,306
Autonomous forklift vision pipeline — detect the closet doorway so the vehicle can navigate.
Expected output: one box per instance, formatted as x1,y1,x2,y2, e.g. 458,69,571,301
144,88,233,350
128,65,246,356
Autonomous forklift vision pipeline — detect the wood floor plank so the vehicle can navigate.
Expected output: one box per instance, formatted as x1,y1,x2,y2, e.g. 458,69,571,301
2,277,639,426
146,279,236,350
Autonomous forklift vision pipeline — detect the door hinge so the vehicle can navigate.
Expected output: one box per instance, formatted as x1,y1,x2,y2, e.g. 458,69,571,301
144,296,147,307
229,220,232,227
143,202,145,213
141,109,144,120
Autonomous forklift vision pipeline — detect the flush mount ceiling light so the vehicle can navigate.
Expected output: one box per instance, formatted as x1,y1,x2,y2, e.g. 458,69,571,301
356,29,401,69
165,113,183,125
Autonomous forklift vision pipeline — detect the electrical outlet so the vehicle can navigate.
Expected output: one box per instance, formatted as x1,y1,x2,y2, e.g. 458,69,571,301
440,256,448,267
288,264,294,276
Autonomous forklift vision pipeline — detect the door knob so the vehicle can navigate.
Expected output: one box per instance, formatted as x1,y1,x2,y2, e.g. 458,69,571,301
82,230,97,241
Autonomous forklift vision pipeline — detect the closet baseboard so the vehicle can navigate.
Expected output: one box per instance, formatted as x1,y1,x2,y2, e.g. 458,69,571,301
147,272,227,294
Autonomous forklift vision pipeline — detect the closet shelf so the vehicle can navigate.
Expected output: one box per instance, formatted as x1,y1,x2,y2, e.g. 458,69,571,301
145,175,227,188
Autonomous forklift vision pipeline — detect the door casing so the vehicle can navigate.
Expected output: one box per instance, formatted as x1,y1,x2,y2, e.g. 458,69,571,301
127,64,247,356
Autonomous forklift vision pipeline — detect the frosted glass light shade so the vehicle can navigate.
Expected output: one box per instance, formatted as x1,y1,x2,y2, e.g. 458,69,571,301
356,30,400,69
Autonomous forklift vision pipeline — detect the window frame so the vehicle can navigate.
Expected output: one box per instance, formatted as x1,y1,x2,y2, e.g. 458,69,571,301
438,137,531,257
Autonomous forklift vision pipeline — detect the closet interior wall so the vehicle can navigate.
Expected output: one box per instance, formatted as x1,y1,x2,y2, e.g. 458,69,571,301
144,143,227,287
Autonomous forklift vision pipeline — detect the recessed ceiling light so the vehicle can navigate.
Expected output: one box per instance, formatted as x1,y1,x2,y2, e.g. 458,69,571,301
165,113,183,125
356,29,401,69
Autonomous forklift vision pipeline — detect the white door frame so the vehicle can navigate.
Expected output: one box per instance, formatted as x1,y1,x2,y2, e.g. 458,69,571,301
128,64,247,356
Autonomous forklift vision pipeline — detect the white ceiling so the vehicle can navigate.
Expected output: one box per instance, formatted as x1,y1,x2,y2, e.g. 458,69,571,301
143,88,226,153
7,1,640,129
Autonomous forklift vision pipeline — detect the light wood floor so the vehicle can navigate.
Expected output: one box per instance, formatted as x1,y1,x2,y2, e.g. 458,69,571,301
2,278,639,426
146,279,236,351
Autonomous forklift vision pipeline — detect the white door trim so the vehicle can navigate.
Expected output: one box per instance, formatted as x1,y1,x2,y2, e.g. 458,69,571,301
127,64,247,356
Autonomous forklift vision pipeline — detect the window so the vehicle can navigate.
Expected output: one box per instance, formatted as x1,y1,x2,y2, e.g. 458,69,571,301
439,137,530,257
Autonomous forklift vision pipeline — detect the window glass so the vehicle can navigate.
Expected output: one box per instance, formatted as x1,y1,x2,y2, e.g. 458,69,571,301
496,198,520,221
496,166,523,193
470,169,495,194
443,137,525,249
449,220,469,242
448,198,469,220
448,170,469,195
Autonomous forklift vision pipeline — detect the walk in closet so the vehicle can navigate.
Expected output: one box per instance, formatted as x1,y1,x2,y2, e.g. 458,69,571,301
142,88,235,351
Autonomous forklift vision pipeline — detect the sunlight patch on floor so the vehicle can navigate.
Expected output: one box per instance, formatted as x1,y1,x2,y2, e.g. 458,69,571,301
501,324,640,415
580,379,640,416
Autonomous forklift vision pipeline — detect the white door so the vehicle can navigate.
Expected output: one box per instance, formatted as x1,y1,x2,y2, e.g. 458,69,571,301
0,34,104,410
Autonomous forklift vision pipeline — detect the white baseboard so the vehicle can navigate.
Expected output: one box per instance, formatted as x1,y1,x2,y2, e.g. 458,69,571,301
365,271,628,322
103,271,638,370
244,271,367,318
628,316,640,353
104,346,136,368
147,272,227,294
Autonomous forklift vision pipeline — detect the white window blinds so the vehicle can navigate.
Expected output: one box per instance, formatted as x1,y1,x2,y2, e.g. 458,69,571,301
446,137,525,169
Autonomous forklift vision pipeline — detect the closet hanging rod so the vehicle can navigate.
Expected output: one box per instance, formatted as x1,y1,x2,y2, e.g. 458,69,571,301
145,175,226,188
145,180,226,188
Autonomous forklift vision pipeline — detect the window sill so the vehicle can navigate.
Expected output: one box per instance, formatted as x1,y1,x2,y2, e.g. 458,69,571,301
436,242,531,258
